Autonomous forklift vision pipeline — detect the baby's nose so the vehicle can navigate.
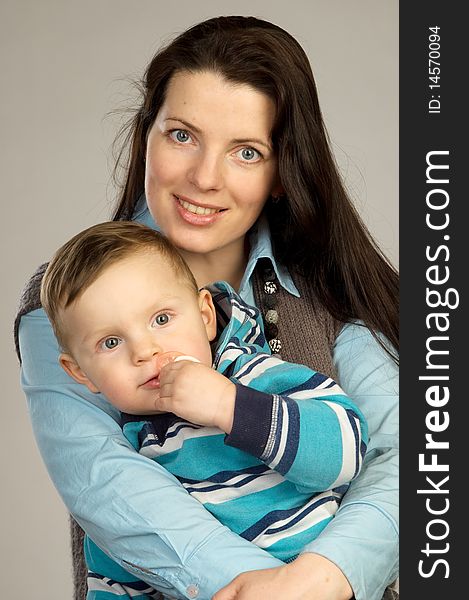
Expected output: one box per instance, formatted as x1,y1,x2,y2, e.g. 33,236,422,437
132,338,162,364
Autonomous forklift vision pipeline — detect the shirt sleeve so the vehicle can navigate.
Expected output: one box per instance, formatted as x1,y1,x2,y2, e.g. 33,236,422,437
19,308,284,600
300,322,399,600
225,362,368,492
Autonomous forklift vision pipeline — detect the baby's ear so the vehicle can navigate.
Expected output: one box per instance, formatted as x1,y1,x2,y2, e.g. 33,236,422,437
59,353,100,394
198,289,217,342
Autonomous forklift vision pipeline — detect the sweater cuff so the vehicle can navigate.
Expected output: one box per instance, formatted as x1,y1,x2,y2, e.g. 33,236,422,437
225,383,273,458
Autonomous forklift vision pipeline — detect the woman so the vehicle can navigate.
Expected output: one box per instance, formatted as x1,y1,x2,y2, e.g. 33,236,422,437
16,16,398,600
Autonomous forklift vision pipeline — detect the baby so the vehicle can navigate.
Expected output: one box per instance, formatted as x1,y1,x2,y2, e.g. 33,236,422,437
41,220,368,598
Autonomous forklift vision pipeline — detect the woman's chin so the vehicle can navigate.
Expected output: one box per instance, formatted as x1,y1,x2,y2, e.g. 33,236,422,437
165,234,224,257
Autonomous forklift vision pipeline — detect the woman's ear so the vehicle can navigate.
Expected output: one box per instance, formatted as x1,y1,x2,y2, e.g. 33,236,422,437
198,289,217,342
271,175,284,200
59,354,100,394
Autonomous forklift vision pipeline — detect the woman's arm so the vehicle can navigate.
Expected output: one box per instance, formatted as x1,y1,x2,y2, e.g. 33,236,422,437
19,308,284,599
300,323,399,600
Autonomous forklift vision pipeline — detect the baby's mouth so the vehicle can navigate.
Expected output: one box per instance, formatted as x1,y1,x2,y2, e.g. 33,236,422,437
141,374,161,389
141,352,201,388
141,352,184,388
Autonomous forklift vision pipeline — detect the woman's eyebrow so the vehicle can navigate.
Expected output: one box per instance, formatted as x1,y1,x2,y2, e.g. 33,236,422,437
231,137,272,152
165,117,272,151
165,117,202,133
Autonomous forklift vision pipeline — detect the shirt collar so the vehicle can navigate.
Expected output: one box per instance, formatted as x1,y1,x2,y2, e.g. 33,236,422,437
239,213,300,298
133,197,299,298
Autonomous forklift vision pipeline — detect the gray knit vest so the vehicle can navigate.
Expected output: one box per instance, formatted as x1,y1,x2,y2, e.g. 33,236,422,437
14,261,341,600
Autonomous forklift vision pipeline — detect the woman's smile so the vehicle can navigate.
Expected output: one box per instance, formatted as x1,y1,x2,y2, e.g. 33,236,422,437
176,195,225,215
174,194,227,224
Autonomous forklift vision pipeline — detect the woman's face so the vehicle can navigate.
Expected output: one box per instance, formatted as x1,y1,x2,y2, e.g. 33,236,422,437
145,70,281,261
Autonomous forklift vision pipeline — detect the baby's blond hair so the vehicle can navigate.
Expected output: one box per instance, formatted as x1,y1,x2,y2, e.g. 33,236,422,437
41,221,198,351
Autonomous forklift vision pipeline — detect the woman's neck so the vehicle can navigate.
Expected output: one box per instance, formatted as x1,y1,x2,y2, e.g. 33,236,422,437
179,242,249,291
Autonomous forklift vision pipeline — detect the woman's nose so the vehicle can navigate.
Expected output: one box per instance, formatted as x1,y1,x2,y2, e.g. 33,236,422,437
188,150,223,191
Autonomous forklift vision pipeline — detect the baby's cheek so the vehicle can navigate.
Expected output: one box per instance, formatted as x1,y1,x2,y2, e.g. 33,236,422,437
102,381,132,412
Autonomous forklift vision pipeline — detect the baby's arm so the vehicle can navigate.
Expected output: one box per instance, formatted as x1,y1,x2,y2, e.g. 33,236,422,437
228,355,368,492
156,355,368,492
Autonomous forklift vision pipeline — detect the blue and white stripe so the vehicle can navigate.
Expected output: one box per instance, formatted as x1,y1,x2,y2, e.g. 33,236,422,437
87,573,162,598
138,423,220,459
261,395,300,475
178,465,285,504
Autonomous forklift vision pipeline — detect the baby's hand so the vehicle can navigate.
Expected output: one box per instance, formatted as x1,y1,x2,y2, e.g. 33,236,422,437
155,358,236,432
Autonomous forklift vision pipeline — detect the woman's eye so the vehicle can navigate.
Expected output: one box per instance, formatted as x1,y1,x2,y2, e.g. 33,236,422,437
170,129,192,144
236,147,261,162
100,337,121,351
153,313,170,326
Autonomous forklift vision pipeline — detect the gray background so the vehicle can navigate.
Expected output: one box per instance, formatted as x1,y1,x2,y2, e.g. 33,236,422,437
1,1,398,596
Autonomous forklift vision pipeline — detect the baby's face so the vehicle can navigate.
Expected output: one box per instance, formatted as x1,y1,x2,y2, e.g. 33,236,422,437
60,250,216,414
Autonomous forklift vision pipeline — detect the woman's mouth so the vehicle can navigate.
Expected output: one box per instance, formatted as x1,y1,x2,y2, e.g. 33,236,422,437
174,195,226,224
178,198,220,215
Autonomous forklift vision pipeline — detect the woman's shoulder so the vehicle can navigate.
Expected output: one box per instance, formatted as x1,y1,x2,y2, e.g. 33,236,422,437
334,320,399,395
14,262,48,362
335,320,398,359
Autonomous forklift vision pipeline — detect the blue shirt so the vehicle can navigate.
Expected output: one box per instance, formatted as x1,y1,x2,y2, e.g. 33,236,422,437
19,201,398,600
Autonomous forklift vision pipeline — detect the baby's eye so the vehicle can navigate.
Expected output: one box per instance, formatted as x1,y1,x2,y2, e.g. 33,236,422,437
170,129,192,144
153,313,170,326
235,147,262,163
100,337,122,351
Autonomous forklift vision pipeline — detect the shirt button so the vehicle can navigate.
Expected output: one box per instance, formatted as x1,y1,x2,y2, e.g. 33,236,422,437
269,338,282,354
186,584,199,598
264,281,278,294
265,309,279,324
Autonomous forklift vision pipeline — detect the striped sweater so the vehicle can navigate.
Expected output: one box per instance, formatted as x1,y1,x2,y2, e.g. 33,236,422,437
121,281,368,562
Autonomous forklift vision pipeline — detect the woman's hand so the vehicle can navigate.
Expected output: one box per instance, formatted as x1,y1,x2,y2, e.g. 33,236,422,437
212,553,353,600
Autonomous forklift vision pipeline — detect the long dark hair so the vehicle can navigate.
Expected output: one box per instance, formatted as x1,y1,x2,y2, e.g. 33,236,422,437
112,16,399,361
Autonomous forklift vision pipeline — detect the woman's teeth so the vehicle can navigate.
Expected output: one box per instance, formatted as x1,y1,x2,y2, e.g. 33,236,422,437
177,197,220,215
